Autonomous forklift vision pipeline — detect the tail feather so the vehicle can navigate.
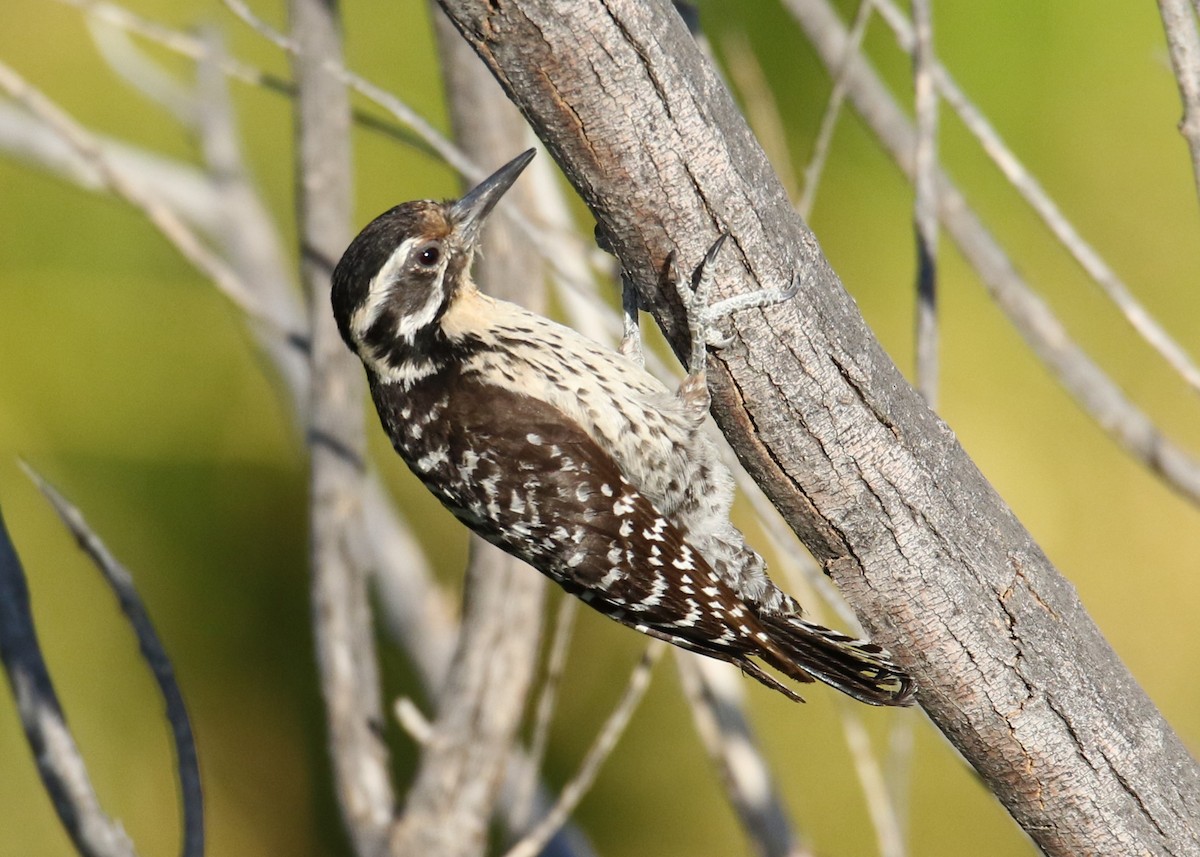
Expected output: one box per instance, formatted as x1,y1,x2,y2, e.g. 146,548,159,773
756,613,916,707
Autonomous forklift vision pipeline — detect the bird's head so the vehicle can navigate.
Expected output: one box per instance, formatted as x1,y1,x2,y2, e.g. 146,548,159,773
331,148,535,368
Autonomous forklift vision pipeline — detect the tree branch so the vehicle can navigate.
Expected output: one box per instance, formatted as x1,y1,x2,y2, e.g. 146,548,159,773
910,0,939,408
289,0,394,854
1158,0,1200,212
0,504,139,857
19,464,204,857
434,1,1200,854
871,0,1200,402
675,655,810,857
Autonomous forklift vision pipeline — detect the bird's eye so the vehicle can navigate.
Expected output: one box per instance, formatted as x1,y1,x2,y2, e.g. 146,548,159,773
416,244,442,268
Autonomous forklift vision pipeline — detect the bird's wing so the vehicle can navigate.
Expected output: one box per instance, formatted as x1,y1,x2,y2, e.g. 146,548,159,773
431,380,793,667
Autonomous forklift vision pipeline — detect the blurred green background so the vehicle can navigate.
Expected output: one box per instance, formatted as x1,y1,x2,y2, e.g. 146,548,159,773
2,1,1199,855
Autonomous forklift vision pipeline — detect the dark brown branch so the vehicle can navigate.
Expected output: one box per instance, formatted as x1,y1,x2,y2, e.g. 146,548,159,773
289,0,394,854
434,1,1200,854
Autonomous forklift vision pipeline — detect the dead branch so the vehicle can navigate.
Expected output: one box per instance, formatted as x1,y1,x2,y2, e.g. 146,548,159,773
434,1,1200,853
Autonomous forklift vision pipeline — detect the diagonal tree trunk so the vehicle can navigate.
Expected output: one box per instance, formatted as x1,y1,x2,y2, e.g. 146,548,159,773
432,1,1200,854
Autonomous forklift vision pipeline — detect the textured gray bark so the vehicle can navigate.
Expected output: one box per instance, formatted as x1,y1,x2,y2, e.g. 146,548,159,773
433,1,1200,854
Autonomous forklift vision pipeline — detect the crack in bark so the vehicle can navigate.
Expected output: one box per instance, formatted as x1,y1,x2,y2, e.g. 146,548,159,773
829,347,901,440
720,352,854,566
1097,742,1172,846
601,2,675,124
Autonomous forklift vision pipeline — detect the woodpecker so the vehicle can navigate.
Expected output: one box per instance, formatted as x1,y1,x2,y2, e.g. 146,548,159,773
331,149,914,706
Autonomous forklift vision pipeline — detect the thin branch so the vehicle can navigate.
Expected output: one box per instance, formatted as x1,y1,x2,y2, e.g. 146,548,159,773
193,29,310,415
502,642,666,857
872,0,1200,398
509,594,579,834
675,655,809,857
289,0,395,853
835,702,906,857
20,463,204,857
358,476,459,689
222,0,484,183
0,506,138,857
0,60,294,341
85,10,196,126
722,31,800,201
785,0,1200,507
51,0,290,92
884,709,916,848
797,0,874,220
911,0,939,408
0,103,225,232
1157,0,1200,209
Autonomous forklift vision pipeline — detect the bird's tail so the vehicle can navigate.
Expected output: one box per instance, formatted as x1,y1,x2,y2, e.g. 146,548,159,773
756,613,916,707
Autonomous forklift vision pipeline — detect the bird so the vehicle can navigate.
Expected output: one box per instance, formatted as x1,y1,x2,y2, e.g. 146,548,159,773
331,148,914,706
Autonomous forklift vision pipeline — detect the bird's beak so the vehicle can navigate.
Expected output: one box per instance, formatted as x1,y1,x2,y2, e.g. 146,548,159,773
449,148,536,247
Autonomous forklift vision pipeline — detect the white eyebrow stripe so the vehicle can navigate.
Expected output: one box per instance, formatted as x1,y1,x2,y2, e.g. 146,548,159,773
350,236,421,338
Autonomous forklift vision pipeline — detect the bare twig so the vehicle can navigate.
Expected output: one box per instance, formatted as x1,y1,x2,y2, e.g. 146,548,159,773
872,0,1200,398
19,463,204,857
289,0,394,854
510,594,579,833
502,642,666,857
0,103,224,232
394,697,434,746
0,60,293,341
884,708,916,846
911,0,938,408
85,11,196,125
835,702,906,857
785,0,1200,507
221,0,483,182
1157,0,1200,209
194,33,309,414
357,477,458,685
723,32,800,201
797,0,874,220
51,0,290,93
0,505,138,857
676,655,809,857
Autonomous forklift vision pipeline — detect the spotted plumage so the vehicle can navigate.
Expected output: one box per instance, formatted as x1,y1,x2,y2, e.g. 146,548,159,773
331,149,914,706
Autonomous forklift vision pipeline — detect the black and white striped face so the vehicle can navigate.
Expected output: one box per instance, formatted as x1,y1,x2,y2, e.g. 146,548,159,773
331,201,461,371
330,149,536,379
